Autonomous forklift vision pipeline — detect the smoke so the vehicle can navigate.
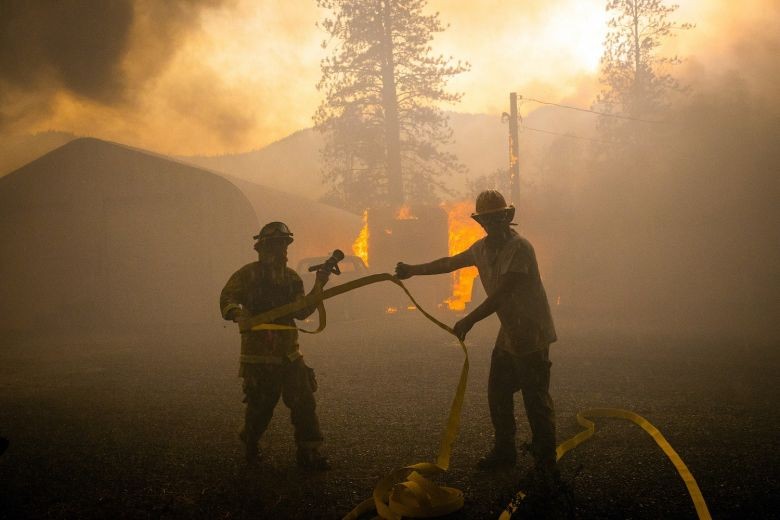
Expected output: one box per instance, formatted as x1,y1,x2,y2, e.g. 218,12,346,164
0,0,240,146
0,0,237,99
517,6,780,342
0,1,133,103
1,0,778,159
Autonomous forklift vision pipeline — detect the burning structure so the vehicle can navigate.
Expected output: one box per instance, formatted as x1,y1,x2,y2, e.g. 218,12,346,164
351,202,485,315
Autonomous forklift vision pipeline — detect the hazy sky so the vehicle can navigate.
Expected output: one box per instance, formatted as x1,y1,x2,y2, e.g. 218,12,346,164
0,0,775,155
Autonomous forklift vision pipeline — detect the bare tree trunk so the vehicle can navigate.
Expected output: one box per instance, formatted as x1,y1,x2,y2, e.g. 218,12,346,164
380,0,404,206
631,0,642,117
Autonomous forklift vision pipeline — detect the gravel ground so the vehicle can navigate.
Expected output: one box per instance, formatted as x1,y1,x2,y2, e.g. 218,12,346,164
1,316,778,519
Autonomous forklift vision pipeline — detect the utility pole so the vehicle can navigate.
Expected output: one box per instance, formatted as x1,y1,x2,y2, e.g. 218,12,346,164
381,0,404,206
508,93,521,206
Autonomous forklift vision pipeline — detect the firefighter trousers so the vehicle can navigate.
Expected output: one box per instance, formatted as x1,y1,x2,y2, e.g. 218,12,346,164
488,345,556,465
241,358,323,449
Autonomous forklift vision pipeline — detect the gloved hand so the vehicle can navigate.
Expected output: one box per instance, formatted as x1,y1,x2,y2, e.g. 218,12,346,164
453,316,475,341
228,307,248,323
395,262,414,280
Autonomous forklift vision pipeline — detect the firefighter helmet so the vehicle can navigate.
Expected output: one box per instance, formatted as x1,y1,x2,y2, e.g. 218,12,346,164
472,190,515,220
253,221,294,244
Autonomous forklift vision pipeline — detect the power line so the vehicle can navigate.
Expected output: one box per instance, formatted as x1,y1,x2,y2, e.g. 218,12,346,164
520,124,615,145
519,95,666,124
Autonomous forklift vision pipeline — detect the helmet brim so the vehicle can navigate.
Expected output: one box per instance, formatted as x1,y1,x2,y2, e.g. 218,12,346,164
253,234,294,245
470,205,515,219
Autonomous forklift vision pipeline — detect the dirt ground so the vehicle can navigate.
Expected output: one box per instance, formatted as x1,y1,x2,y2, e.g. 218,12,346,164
1,315,778,519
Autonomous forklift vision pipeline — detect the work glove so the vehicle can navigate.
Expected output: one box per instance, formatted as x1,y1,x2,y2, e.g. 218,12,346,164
453,317,474,341
228,307,248,323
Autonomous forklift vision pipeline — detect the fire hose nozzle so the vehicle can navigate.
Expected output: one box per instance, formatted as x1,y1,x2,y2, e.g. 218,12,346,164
308,249,345,275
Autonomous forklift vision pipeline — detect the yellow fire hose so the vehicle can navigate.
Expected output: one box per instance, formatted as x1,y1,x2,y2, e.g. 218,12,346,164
239,273,712,520
498,407,713,520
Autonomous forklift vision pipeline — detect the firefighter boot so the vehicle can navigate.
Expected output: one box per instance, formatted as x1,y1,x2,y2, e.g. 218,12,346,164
477,437,517,470
296,447,331,471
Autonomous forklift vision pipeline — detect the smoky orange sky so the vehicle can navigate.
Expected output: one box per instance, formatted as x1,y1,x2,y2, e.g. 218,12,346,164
0,0,776,155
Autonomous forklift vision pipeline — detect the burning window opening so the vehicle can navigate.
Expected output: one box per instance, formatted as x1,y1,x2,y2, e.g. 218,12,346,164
349,202,483,313
443,200,484,311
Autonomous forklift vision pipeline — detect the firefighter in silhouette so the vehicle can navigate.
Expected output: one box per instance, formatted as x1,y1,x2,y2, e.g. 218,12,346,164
220,221,331,470
396,190,558,485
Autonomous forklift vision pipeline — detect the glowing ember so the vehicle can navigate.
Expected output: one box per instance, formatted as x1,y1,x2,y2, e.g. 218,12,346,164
395,204,417,220
352,210,369,267
442,200,484,311
386,306,399,314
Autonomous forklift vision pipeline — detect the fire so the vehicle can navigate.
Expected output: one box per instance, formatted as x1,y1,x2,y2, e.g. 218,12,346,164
442,200,484,311
352,210,369,267
351,202,484,311
395,204,417,220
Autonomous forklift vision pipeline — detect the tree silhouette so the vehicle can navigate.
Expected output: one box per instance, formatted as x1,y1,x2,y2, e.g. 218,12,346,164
595,0,692,139
314,0,468,212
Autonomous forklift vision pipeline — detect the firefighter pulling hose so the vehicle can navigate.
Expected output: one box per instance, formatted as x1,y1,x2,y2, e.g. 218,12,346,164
397,190,559,485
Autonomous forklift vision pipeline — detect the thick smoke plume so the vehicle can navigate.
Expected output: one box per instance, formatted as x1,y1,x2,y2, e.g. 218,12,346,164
0,2,133,104
1,1,778,157
0,0,239,146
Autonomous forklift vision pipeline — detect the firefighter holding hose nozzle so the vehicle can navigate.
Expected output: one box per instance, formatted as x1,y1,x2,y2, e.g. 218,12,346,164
220,221,332,470
395,190,559,492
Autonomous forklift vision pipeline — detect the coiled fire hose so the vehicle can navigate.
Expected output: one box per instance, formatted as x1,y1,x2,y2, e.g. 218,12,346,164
239,273,712,520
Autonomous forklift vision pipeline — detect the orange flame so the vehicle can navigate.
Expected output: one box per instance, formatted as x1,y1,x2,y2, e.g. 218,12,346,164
352,210,369,267
442,200,484,311
395,204,417,220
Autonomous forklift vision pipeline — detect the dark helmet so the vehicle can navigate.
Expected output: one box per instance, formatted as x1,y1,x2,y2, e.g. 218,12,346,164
253,221,294,244
471,190,515,222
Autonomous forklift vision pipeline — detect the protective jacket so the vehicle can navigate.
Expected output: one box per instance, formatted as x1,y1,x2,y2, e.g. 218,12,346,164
220,262,306,372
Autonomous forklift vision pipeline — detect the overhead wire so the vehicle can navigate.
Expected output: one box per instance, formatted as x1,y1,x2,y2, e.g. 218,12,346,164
519,124,615,145
513,93,669,143
519,95,667,124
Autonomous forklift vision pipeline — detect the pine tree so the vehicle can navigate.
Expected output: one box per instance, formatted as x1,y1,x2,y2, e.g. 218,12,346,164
595,0,692,138
314,0,468,212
